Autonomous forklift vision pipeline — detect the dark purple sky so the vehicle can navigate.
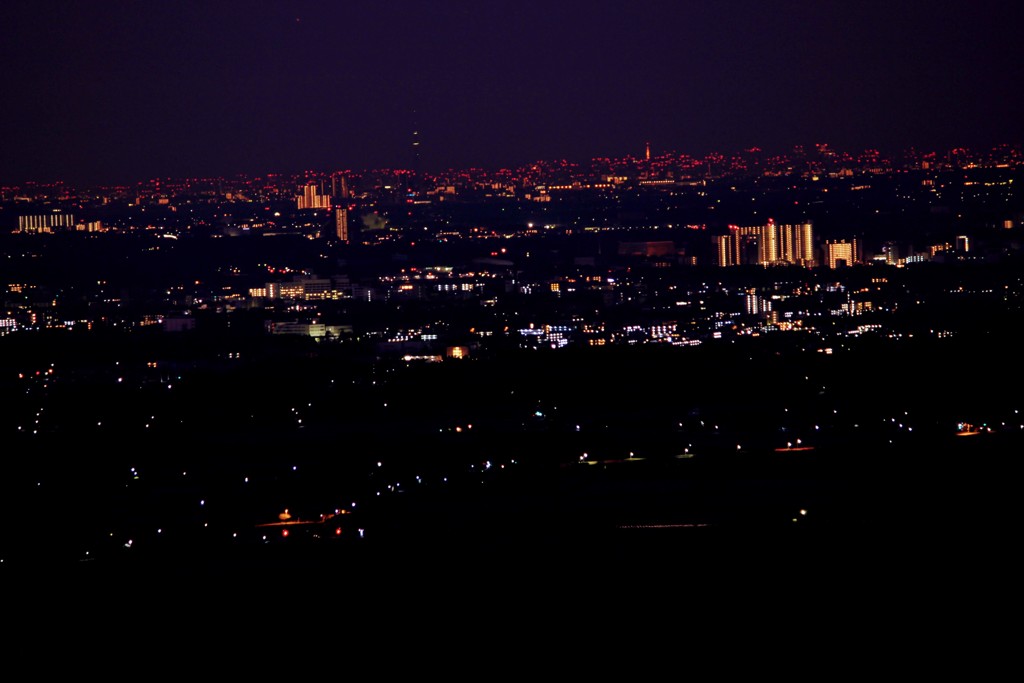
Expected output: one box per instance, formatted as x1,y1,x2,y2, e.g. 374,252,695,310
3,1,1023,185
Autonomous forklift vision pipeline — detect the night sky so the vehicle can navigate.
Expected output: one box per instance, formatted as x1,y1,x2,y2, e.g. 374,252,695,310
3,0,1023,186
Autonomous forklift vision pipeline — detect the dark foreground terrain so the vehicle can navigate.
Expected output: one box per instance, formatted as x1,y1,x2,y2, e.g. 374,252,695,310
2,333,1019,592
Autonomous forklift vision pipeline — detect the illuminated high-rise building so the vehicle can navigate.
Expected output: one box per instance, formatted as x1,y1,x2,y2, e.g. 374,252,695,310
745,289,771,316
716,226,766,266
788,222,816,267
331,173,349,200
715,232,745,266
335,207,349,242
17,213,75,234
715,234,734,266
765,219,816,266
759,219,780,263
716,220,815,267
884,241,902,265
297,182,331,210
825,239,858,269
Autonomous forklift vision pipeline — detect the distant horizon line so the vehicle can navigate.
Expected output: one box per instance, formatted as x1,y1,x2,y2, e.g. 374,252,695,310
3,140,1022,190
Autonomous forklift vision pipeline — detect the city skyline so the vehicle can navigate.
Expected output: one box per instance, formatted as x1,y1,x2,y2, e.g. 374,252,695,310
3,139,1020,195
3,1,1023,186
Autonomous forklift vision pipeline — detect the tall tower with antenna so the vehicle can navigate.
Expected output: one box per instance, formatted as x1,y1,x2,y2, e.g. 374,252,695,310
645,141,651,161
411,111,421,196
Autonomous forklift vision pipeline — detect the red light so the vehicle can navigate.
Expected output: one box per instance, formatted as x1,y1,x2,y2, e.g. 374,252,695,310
282,529,289,537
335,527,342,536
